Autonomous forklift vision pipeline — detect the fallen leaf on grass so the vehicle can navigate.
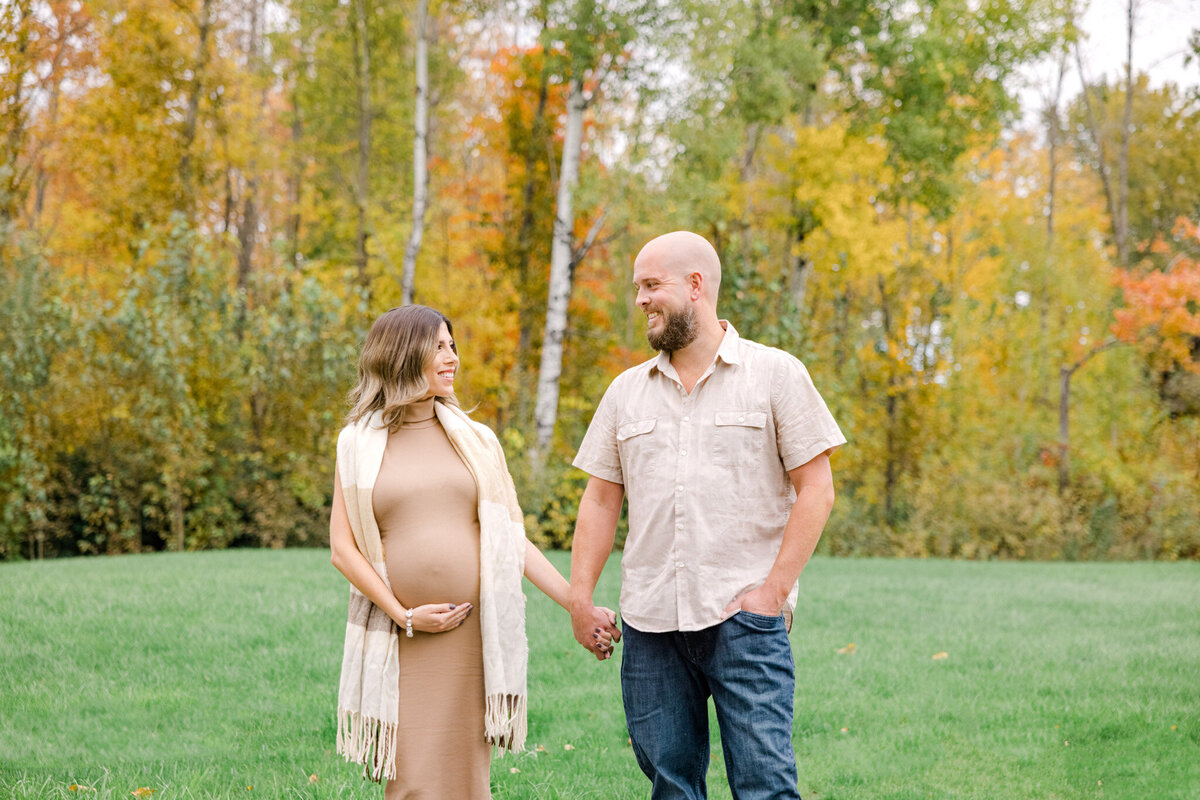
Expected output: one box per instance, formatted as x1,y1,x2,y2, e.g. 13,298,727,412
509,767,520,774
68,786,95,793
836,643,856,655
131,790,156,798
564,744,575,751
535,744,547,753
840,727,849,733
308,774,320,784
931,652,948,660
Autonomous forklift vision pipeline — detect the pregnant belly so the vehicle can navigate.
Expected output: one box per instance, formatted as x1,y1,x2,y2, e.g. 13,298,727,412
384,522,481,607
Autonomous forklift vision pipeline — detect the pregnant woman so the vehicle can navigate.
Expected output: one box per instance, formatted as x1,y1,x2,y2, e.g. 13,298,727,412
328,305,618,798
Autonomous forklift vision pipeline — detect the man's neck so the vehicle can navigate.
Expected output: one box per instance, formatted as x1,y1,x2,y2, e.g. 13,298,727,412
668,318,726,390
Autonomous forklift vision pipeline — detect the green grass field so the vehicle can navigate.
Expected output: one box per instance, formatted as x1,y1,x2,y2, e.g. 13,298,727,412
0,550,1196,799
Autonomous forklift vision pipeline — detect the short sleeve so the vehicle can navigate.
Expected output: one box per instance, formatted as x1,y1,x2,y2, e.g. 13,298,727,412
772,353,846,471
572,380,624,485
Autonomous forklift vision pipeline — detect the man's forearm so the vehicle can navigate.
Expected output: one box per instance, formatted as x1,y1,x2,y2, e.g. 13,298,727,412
569,483,622,608
761,483,835,603
568,477,625,659
570,519,620,659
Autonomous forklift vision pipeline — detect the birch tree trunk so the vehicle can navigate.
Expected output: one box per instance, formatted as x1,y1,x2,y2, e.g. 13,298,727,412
285,106,303,272
513,56,550,429
352,0,372,289
878,274,899,523
533,76,586,454
236,0,265,307
1038,54,1066,406
400,0,429,305
1073,0,1136,265
178,0,213,216
1073,46,1118,257
0,0,31,222
1115,0,1135,264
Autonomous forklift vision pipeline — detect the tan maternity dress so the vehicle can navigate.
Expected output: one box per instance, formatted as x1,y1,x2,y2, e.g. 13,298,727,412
373,398,491,799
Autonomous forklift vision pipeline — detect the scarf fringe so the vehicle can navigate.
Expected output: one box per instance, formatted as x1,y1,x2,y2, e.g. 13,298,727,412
336,707,397,783
484,692,528,755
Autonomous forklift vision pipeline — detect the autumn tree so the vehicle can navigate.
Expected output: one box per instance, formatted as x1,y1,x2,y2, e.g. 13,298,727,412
1113,217,1200,415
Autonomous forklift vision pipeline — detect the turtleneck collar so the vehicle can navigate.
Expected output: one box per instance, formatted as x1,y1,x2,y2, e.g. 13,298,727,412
401,396,438,426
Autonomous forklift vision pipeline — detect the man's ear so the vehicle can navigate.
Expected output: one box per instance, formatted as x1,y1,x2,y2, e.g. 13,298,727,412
690,271,703,300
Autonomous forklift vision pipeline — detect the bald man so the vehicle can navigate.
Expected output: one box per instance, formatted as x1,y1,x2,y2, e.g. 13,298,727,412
569,231,846,800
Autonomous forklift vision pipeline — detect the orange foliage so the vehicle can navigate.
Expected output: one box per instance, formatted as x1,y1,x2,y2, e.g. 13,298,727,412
1112,217,1200,371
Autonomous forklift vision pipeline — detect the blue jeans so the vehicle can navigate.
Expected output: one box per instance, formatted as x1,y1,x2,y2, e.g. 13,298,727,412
621,614,802,800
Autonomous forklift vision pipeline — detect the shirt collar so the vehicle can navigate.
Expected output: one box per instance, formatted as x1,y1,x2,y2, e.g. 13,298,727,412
650,319,741,374
715,320,742,365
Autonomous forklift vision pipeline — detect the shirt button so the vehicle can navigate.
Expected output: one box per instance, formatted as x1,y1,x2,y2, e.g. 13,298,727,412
675,485,683,492
682,415,690,422
676,562,684,568
738,415,745,422
679,449,686,456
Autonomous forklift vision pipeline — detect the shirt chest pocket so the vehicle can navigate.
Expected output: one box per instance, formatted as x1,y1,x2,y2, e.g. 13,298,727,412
712,411,768,466
617,417,659,479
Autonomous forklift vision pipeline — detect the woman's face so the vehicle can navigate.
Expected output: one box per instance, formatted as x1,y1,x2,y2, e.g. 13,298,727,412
422,321,458,399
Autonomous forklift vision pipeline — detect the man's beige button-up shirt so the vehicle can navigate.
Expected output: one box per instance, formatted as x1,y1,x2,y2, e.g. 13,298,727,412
573,322,846,633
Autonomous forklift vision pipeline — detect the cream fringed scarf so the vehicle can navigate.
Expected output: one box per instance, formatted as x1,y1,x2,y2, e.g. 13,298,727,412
334,402,529,782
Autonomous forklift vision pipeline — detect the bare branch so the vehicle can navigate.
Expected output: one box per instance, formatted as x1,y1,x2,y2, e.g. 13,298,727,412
571,206,608,268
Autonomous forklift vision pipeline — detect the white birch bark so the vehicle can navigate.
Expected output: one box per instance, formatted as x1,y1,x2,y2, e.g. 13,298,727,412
533,76,586,453
1115,0,1135,263
352,0,371,286
400,0,429,305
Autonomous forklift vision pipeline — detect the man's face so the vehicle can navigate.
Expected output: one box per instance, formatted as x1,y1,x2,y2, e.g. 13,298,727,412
633,258,698,353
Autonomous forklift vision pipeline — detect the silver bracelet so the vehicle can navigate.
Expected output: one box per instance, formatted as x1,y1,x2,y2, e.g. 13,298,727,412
405,608,414,638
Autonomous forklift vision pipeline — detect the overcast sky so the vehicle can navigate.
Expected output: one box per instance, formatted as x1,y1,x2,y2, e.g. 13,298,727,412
1080,0,1198,87
1019,0,1199,123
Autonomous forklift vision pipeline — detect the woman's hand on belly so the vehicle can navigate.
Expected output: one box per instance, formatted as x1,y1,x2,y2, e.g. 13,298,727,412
407,601,473,634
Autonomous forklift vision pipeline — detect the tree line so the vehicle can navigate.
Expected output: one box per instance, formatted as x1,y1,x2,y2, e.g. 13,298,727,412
2,0,1198,561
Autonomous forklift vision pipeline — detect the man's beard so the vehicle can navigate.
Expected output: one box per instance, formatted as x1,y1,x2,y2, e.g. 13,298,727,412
647,305,698,352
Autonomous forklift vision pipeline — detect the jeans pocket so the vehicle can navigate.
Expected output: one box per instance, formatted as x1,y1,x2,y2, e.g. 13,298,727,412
734,610,785,631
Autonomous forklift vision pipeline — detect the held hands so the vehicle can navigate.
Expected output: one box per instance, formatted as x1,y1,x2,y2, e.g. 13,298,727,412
402,602,472,634
570,602,621,661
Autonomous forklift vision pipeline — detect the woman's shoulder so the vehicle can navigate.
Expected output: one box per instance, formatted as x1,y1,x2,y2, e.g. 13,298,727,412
440,404,500,443
336,412,385,448
336,417,365,442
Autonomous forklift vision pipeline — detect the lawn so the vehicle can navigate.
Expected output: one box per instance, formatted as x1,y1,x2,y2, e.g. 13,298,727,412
0,550,1196,799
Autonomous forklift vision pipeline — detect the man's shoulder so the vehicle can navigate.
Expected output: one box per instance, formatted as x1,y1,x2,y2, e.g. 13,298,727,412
734,335,805,370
